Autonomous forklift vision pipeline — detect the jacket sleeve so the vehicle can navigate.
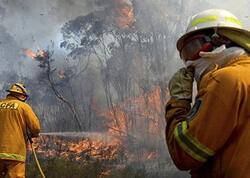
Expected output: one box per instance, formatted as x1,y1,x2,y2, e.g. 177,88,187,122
165,99,203,170
165,69,239,170
24,104,41,137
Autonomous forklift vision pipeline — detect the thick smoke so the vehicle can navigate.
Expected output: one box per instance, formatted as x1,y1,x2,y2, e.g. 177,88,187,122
0,0,248,77
0,0,94,48
0,1,248,177
0,0,98,78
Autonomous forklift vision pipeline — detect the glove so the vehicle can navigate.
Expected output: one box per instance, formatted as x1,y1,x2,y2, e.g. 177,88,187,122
168,67,194,101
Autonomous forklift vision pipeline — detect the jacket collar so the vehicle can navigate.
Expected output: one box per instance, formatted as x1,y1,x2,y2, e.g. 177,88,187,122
198,55,250,90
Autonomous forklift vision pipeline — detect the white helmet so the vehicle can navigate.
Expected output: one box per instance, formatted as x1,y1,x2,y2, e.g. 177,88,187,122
177,9,250,51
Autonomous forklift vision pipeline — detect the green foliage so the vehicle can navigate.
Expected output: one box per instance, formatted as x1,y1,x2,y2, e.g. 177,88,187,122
26,157,150,178
26,157,103,178
107,165,147,178
26,155,189,178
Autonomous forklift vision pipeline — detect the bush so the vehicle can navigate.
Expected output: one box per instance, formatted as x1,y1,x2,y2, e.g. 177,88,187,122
27,157,150,178
107,165,147,178
26,155,189,178
26,157,103,178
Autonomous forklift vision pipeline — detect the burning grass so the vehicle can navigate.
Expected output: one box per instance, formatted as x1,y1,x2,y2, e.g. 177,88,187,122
28,133,122,164
26,134,155,178
26,132,182,178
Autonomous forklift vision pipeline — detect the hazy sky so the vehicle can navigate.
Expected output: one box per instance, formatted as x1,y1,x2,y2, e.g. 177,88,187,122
0,0,249,52
0,0,249,76
0,0,93,50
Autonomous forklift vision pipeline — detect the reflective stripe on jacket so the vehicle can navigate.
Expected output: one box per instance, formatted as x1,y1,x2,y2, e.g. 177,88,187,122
0,96,40,162
165,55,250,178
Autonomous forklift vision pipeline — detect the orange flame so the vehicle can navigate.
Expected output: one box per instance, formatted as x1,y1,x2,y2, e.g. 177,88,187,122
99,86,162,138
29,134,121,163
115,0,135,29
29,134,159,166
23,48,37,59
23,48,47,59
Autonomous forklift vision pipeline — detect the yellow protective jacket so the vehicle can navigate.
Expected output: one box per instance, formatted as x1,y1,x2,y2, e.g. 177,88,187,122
165,55,250,178
0,96,40,162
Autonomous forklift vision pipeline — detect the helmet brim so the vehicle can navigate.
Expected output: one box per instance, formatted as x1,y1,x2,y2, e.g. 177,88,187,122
177,26,250,52
6,89,28,96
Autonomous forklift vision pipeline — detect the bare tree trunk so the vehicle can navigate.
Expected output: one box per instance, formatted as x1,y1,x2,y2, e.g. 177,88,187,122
45,52,83,131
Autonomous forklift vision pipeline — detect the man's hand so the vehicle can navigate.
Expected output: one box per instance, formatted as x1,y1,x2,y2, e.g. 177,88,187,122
168,67,194,101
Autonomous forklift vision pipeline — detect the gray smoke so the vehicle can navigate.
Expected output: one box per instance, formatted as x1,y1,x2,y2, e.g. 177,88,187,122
0,0,98,78
0,0,248,77
0,0,94,48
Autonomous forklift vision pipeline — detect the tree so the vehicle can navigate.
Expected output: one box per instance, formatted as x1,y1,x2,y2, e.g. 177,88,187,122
59,0,192,144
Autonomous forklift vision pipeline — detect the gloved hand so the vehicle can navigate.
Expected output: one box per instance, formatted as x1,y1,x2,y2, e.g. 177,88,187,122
168,67,194,101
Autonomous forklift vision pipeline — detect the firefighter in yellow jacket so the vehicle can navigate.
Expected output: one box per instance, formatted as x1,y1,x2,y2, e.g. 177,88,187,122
165,9,250,177
0,83,40,178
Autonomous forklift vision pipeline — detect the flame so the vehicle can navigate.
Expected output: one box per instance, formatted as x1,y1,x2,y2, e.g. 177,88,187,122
23,48,47,59
23,48,37,59
29,133,121,163
115,0,135,29
27,87,164,168
28,132,160,173
99,86,163,138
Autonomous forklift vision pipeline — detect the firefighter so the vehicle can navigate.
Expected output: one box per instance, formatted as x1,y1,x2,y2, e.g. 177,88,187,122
165,9,250,177
0,83,40,178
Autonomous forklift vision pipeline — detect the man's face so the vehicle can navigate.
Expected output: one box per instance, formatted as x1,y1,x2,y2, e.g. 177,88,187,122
179,34,213,61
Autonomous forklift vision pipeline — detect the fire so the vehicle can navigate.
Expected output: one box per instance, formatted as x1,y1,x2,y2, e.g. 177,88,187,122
23,48,37,59
29,133,160,168
23,48,47,60
99,86,163,138
115,0,135,29
29,133,121,163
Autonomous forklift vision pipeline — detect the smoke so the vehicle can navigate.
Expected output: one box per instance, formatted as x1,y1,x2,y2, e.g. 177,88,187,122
0,1,248,177
0,0,98,79
0,0,248,124
40,132,114,142
0,0,94,48
0,0,248,76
